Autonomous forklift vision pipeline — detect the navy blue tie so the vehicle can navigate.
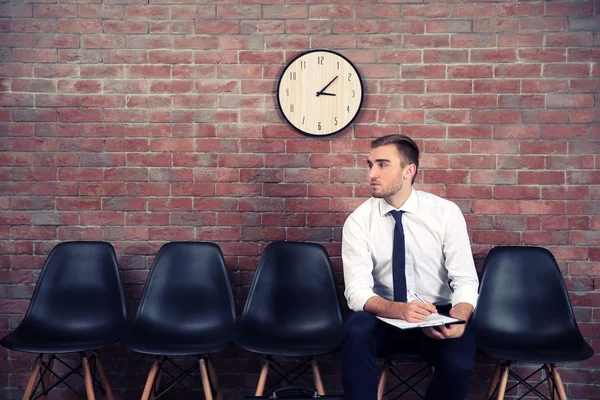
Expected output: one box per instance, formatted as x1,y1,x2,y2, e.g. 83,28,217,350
390,210,407,302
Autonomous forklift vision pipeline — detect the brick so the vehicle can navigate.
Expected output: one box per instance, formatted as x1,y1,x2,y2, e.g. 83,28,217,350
473,231,521,245
497,155,544,169
542,186,591,200
451,34,494,48
547,94,594,108
543,125,590,139
569,140,600,154
520,17,567,31
542,216,589,231
520,110,569,124
567,171,600,184
452,95,496,108
471,49,517,63
548,155,594,169
519,201,566,215
473,81,518,96
498,33,544,47
423,49,468,63
520,48,566,62
471,170,517,185
474,18,519,32
404,34,449,49
568,201,600,215
499,95,545,109
472,110,520,124
472,139,517,153
572,231,600,246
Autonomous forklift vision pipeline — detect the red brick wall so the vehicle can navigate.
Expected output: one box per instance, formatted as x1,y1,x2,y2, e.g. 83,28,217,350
1,1,599,399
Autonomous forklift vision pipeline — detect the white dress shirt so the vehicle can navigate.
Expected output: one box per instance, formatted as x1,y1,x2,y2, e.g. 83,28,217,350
342,189,479,313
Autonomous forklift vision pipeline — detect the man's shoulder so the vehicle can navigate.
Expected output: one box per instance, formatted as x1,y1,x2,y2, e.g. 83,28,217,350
415,189,460,212
346,197,379,223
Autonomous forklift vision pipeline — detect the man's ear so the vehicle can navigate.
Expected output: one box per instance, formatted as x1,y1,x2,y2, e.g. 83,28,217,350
404,164,417,181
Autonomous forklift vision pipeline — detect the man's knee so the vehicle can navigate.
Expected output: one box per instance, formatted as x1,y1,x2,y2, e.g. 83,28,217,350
343,311,378,341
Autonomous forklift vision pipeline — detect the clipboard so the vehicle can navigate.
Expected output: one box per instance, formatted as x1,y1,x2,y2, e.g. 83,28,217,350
377,313,465,330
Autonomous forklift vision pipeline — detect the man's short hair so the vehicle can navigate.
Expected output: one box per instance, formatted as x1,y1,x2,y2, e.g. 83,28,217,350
371,134,419,184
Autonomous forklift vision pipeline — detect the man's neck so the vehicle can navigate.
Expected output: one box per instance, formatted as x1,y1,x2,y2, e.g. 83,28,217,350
385,186,413,209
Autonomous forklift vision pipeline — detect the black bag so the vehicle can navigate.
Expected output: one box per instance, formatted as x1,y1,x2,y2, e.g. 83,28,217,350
245,386,344,399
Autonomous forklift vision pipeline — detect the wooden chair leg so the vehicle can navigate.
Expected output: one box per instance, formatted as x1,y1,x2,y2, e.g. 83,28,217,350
82,355,96,400
486,360,503,399
92,352,114,400
39,355,54,400
141,357,161,400
377,360,391,400
496,363,510,400
551,366,568,400
255,358,270,396
544,364,556,400
22,355,43,400
206,356,223,400
199,358,214,400
149,357,164,400
310,358,325,396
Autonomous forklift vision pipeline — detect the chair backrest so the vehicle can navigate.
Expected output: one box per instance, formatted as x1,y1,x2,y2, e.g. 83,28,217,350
134,242,236,335
24,241,126,337
240,241,343,336
470,246,583,344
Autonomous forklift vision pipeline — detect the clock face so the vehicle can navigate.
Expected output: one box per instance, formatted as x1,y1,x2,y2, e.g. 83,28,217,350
277,50,364,137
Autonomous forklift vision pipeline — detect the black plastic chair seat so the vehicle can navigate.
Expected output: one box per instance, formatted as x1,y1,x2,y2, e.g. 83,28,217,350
476,335,593,364
1,323,121,354
124,323,234,356
236,324,341,357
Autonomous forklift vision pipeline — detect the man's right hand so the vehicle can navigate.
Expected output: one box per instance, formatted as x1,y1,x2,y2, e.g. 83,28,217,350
398,300,437,322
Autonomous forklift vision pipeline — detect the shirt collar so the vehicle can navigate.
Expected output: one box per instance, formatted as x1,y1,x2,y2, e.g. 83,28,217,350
379,188,419,217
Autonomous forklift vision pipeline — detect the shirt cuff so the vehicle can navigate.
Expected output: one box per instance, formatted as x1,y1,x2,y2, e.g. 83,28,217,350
451,288,478,310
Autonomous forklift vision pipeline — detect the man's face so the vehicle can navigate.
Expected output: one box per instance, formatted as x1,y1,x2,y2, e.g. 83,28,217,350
367,144,411,199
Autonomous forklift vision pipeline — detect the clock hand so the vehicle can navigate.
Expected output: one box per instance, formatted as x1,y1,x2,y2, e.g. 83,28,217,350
316,76,338,97
319,92,336,96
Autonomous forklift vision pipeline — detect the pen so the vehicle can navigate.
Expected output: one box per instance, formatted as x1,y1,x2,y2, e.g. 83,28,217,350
408,290,437,314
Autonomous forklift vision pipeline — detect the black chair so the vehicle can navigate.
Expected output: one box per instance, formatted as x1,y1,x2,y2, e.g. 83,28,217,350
0,241,126,400
377,352,432,400
122,241,236,400
470,246,594,400
235,241,343,399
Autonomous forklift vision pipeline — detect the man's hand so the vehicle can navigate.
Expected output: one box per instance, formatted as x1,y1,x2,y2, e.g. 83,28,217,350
399,300,437,323
423,302,473,340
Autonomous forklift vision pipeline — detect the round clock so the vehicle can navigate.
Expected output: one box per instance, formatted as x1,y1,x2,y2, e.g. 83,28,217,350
277,49,364,137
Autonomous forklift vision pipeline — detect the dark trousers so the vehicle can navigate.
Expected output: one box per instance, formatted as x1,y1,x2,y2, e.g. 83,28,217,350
341,310,475,400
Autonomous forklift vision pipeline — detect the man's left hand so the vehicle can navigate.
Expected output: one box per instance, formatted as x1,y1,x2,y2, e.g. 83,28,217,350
422,303,473,340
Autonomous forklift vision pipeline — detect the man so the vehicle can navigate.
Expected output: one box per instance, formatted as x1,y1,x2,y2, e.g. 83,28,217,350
341,134,479,400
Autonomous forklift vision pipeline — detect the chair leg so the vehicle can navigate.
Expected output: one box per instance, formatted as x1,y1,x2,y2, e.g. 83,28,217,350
544,364,556,400
377,360,391,400
199,357,214,400
22,355,43,400
141,357,161,400
207,356,223,400
149,358,164,400
486,360,503,400
496,363,510,400
82,355,96,400
39,355,55,400
255,358,270,396
551,365,568,400
310,358,326,396
92,352,114,400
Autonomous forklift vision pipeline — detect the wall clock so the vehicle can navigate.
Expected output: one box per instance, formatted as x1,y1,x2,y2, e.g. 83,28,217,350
277,49,364,137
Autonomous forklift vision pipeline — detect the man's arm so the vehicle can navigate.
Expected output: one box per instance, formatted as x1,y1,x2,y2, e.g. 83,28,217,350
364,295,437,323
